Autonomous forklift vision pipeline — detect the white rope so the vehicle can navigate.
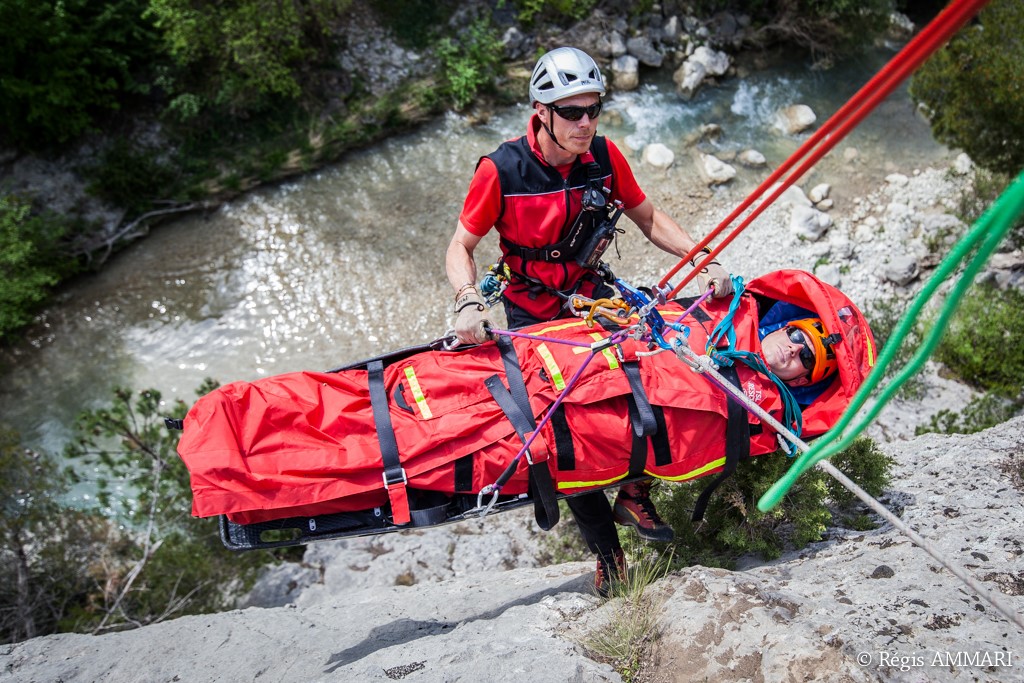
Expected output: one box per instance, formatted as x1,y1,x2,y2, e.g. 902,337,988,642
672,342,1024,631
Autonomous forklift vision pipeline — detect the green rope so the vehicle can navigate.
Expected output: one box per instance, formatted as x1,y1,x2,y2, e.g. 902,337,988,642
759,169,1024,512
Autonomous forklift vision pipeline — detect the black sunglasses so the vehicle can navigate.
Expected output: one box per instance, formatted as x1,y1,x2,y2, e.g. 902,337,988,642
786,327,816,371
548,101,603,122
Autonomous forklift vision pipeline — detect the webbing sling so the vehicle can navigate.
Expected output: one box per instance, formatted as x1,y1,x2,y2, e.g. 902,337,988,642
496,335,532,419
495,331,560,529
622,361,657,436
691,364,748,522
484,375,560,530
550,404,576,471
624,361,672,471
622,361,657,477
367,360,411,525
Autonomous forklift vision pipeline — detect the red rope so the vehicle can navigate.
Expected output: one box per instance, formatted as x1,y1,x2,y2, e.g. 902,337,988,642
659,0,991,298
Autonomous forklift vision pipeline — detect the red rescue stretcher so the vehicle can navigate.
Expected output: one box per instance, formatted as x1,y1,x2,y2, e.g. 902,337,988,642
173,270,875,550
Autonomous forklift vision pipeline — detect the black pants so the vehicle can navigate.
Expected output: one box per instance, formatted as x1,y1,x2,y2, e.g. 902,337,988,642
503,294,621,561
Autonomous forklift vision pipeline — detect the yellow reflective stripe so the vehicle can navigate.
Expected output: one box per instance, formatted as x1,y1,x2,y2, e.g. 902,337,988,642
557,459,727,490
557,472,630,491
593,333,619,369
403,366,432,419
865,335,876,367
536,319,587,335
571,333,620,371
537,343,565,390
656,458,727,482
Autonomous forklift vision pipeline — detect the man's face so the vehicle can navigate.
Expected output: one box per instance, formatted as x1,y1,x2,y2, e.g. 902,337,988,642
761,326,812,385
537,93,601,156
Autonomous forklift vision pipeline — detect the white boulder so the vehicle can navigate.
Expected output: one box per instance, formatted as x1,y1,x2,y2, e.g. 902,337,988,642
643,143,675,170
774,104,817,135
698,153,736,185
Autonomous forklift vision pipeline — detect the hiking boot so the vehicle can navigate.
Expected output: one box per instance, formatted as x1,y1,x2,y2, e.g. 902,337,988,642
594,548,627,598
613,481,675,542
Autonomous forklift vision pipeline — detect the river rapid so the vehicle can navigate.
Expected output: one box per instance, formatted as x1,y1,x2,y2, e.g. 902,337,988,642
0,46,954,492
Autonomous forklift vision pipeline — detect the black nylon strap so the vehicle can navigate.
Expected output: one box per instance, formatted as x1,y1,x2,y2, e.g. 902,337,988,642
651,405,672,466
368,360,405,487
393,383,413,413
691,365,749,522
550,404,576,471
454,456,474,492
626,396,649,478
496,335,532,422
622,361,657,437
484,374,560,531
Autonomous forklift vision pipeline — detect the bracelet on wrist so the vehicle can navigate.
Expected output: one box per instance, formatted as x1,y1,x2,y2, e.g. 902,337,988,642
454,282,477,300
690,246,713,267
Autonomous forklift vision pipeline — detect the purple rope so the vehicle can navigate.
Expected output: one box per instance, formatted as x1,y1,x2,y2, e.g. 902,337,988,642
490,328,631,491
482,291,714,493
678,288,715,320
489,327,592,348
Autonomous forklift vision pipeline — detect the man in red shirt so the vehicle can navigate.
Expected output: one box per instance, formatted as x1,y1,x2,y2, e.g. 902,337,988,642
445,47,734,595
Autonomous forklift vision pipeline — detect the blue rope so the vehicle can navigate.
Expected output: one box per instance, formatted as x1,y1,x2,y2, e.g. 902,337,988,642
706,275,746,353
704,275,804,456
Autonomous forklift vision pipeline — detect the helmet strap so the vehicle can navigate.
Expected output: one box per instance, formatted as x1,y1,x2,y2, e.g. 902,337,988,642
542,106,570,153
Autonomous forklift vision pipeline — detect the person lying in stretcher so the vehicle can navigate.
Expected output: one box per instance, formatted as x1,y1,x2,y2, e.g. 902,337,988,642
597,299,841,596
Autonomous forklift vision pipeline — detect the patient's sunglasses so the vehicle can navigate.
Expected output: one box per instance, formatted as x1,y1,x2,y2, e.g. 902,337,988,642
786,327,816,370
548,101,603,122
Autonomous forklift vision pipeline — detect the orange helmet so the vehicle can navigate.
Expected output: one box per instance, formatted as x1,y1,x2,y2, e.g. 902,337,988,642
786,317,840,384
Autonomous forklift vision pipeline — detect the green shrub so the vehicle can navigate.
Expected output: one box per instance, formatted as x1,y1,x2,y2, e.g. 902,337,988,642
372,0,460,49
45,381,274,636
84,140,182,217
511,0,597,26
910,0,1024,175
146,0,350,121
0,196,71,343
953,169,1024,251
933,283,1024,399
655,437,892,568
0,428,133,643
435,18,504,110
917,394,1021,437
0,0,157,148
911,282,1024,435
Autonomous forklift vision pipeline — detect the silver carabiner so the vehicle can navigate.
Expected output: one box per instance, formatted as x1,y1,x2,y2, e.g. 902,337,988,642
475,486,501,519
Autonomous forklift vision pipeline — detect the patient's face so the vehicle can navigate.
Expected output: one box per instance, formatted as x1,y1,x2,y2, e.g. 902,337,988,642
760,327,812,386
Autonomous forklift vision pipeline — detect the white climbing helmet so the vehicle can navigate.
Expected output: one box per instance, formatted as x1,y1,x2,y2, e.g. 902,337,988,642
529,47,606,105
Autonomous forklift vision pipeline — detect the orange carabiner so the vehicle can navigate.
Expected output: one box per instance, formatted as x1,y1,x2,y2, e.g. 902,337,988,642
569,296,631,327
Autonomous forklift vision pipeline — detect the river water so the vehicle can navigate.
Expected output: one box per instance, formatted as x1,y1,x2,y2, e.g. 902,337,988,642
0,47,952,473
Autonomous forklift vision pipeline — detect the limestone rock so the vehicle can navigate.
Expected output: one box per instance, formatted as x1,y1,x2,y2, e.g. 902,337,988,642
690,45,730,76
673,59,707,100
790,204,832,240
883,254,920,285
698,153,736,185
627,35,663,68
643,143,675,170
808,183,831,204
774,104,817,135
611,54,640,91
737,149,766,167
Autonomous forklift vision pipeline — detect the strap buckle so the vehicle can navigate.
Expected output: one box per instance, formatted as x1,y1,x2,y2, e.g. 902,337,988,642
382,467,408,489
